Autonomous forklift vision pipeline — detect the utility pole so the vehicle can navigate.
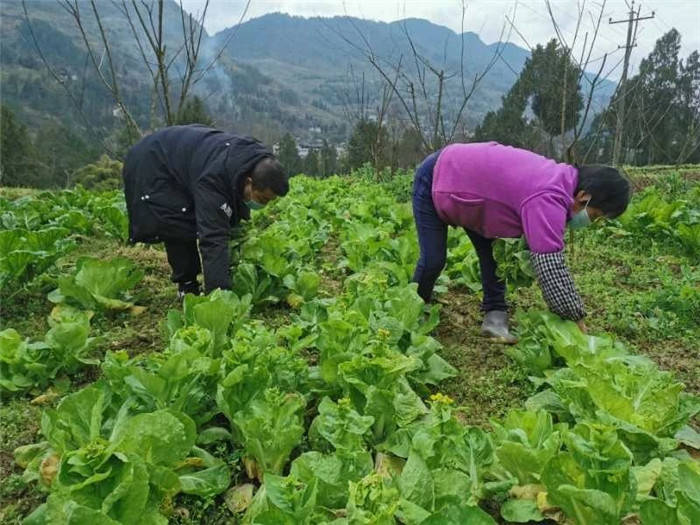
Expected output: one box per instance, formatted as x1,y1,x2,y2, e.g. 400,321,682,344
609,1,655,165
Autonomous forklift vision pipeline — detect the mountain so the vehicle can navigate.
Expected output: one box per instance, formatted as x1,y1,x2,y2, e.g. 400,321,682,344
0,2,616,149
210,13,534,131
212,13,530,93
0,0,292,141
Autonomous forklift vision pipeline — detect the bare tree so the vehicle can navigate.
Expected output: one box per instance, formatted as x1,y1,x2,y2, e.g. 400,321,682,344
26,0,250,144
339,1,509,155
58,0,142,139
544,0,618,163
340,66,371,125
20,0,115,153
341,64,400,170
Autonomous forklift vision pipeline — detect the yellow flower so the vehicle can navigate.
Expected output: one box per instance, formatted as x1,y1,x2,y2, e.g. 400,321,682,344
377,328,391,339
429,392,454,405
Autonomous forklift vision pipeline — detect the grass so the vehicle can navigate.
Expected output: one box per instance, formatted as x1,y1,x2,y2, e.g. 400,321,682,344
432,288,533,427
1,169,698,524
0,400,42,524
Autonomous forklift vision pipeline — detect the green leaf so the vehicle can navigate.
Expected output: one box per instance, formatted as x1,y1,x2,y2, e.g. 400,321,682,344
640,498,680,525
500,499,545,522
432,469,471,507
244,473,318,523
291,450,372,510
399,450,434,511
678,462,700,505
554,485,620,525
396,498,431,524
633,458,663,499
542,454,621,525
346,473,400,525
196,427,232,445
43,384,108,453
113,410,196,465
308,397,374,452
179,463,230,498
421,496,496,524
675,425,700,449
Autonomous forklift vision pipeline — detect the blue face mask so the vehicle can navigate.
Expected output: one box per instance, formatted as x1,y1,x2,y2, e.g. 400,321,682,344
245,200,265,210
568,200,591,230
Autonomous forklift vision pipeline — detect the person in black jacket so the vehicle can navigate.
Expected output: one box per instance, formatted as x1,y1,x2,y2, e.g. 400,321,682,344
122,124,289,297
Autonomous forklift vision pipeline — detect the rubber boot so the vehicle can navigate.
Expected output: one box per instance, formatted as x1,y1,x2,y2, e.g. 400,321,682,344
481,310,517,344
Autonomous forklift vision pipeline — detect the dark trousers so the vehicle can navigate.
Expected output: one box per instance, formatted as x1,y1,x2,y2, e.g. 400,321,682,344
164,239,201,286
411,152,507,311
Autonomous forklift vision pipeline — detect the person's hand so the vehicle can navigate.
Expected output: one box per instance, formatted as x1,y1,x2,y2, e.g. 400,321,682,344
576,319,587,333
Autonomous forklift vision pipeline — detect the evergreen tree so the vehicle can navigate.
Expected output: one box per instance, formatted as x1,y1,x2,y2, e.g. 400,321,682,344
474,84,530,147
319,140,337,177
526,40,582,140
632,29,682,163
277,133,302,176
474,39,582,158
72,155,123,191
0,105,38,187
176,96,214,126
395,128,425,169
582,29,699,164
303,149,320,176
677,50,700,163
347,120,389,170
36,121,98,188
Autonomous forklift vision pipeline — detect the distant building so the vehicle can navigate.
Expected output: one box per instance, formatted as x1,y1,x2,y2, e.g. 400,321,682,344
273,137,342,159
297,140,325,158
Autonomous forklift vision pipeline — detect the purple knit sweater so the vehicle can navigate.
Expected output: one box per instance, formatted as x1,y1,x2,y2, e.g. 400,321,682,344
432,142,578,253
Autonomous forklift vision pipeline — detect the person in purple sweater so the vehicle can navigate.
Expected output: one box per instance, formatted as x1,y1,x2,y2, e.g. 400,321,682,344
412,142,630,343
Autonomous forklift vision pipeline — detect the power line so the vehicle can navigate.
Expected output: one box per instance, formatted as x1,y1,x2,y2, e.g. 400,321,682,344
519,0,625,49
609,0,655,165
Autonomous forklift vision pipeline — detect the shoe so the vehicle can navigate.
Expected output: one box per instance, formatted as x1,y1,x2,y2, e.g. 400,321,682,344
177,280,201,300
481,310,517,344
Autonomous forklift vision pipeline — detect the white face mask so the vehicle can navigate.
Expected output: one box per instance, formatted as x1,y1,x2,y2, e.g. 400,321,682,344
568,200,591,229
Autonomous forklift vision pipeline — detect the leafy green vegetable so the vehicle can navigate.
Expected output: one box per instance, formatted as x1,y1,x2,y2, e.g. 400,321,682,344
232,388,306,479
492,238,535,290
166,289,252,354
48,257,144,311
290,450,373,511
346,472,401,525
0,306,98,394
9,174,698,525
541,423,636,525
492,410,563,485
308,397,374,452
243,474,320,524
338,352,426,443
535,356,698,461
639,459,700,524
18,384,229,524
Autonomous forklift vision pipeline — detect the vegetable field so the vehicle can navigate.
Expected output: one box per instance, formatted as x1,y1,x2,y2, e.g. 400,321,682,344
1,166,698,525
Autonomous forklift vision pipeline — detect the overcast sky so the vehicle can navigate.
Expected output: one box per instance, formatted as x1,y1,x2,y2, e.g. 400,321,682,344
180,0,700,80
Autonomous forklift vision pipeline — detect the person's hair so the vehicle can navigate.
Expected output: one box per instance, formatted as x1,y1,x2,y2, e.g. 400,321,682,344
251,157,289,196
576,165,631,218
